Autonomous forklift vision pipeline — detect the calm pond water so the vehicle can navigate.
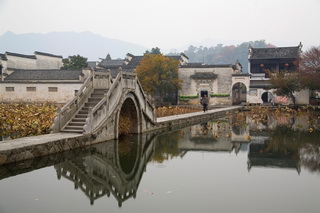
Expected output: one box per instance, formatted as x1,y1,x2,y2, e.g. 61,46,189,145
0,112,319,213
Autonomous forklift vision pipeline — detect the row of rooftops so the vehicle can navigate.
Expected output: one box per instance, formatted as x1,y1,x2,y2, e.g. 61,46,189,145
0,51,63,61
0,43,302,63
0,44,302,83
95,52,240,71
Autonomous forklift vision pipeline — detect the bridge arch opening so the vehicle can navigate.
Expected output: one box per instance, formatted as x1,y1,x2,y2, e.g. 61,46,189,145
118,96,139,136
118,135,139,176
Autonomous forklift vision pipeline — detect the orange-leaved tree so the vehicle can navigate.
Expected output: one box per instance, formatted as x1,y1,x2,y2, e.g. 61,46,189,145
136,54,182,105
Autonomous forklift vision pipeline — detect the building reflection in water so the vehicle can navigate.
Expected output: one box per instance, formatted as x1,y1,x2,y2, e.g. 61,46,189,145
51,112,319,206
246,110,320,174
177,120,249,155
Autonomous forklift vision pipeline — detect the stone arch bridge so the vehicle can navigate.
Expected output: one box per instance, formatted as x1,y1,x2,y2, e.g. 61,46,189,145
51,70,156,141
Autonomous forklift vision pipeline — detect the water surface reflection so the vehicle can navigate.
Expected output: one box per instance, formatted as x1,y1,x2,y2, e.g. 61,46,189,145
0,112,319,213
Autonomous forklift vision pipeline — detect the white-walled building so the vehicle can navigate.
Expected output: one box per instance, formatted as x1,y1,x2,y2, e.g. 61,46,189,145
178,62,244,106
247,43,309,105
0,51,87,104
0,69,90,103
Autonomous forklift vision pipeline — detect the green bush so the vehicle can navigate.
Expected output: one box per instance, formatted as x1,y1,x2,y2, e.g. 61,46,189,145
209,94,230,97
179,95,198,101
179,95,198,99
179,98,189,101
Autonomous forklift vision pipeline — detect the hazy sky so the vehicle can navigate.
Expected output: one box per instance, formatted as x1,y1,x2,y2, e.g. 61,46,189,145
1,0,319,51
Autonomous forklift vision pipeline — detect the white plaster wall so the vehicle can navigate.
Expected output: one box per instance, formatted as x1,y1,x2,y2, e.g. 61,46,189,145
178,68,195,96
247,88,265,104
178,67,233,105
0,60,8,70
295,89,310,105
179,67,233,95
247,88,310,105
36,54,63,69
215,68,233,94
0,83,83,103
6,55,37,69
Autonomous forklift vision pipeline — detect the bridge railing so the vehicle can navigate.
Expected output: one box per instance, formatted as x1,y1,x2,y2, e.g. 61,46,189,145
135,78,156,124
84,71,123,134
84,71,156,134
93,71,112,89
51,71,94,132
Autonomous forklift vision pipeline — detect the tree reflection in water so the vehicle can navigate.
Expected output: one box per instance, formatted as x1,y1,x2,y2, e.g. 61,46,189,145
1,107,319,209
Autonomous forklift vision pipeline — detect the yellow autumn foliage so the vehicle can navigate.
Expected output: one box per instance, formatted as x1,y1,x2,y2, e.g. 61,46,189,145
0,103,58,139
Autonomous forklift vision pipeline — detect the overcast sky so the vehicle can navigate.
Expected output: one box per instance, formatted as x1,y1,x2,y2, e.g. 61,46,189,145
1,0,319,52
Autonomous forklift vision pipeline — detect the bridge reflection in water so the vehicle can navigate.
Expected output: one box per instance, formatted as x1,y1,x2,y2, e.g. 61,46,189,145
53,118,253,207
52,115,317,207
54,134,156,207
0,112,319,211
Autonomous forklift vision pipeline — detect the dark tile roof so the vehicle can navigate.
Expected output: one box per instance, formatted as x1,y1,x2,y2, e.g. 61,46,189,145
34,51,63,58
87,61,97,68
250,46,300,60
185,63,203,66
3,69,83,81
95,68,135,78
232,73,250,77
126,56,144,68
125,54,186,68
181,64,232,68
166,55,181,61
191,72,218,79
5,52,36,59
126,53,135,58
0,54,7,61
249,80,271,89
99,59,125,67
180,53,189,59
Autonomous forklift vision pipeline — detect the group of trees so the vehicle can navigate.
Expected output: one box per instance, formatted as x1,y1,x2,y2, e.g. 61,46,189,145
136,49,181,105
61,54,88,70
181,40,275,73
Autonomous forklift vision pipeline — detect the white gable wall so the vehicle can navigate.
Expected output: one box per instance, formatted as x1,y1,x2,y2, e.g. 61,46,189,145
35,54,63,69
6,55,37,69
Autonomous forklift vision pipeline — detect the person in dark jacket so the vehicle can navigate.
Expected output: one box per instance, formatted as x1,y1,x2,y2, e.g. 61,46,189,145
201,95,209,112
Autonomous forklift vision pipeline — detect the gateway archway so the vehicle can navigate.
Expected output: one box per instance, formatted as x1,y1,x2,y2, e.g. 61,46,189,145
232,82,247,105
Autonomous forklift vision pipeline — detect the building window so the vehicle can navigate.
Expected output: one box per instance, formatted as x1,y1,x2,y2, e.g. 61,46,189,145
5,87,14,92
27,87,36,92
48,87,58,92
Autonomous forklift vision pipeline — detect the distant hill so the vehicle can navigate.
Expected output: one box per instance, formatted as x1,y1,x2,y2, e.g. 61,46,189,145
0,31,148,60
182,40,276,73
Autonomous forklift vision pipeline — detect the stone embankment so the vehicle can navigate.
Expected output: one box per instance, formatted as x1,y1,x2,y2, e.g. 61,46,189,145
0,106,242,165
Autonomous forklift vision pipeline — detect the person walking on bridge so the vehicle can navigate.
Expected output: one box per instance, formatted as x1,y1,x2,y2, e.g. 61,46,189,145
201,95,209,112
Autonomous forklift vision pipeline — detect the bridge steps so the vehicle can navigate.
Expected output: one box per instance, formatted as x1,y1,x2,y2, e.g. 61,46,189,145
61,89,106,133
